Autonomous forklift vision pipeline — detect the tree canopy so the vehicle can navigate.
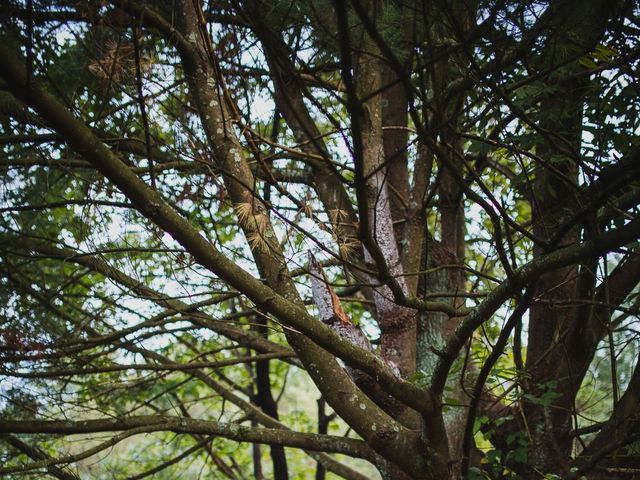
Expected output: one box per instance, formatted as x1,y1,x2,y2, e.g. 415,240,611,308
1,1,639,479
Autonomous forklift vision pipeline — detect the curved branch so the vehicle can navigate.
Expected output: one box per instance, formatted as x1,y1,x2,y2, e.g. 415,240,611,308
3,235,294,359
431,218,640,394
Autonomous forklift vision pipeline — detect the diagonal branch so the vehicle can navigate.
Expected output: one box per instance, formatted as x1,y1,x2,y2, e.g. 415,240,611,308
0,17,438,422
1,434,80,480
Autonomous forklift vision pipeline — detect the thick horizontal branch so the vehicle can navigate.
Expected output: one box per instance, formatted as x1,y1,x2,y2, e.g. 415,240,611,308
0,416,373,460
1,352,294,379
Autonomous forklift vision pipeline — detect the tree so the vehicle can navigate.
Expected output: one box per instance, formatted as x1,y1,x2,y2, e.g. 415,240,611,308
0,0,639,478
